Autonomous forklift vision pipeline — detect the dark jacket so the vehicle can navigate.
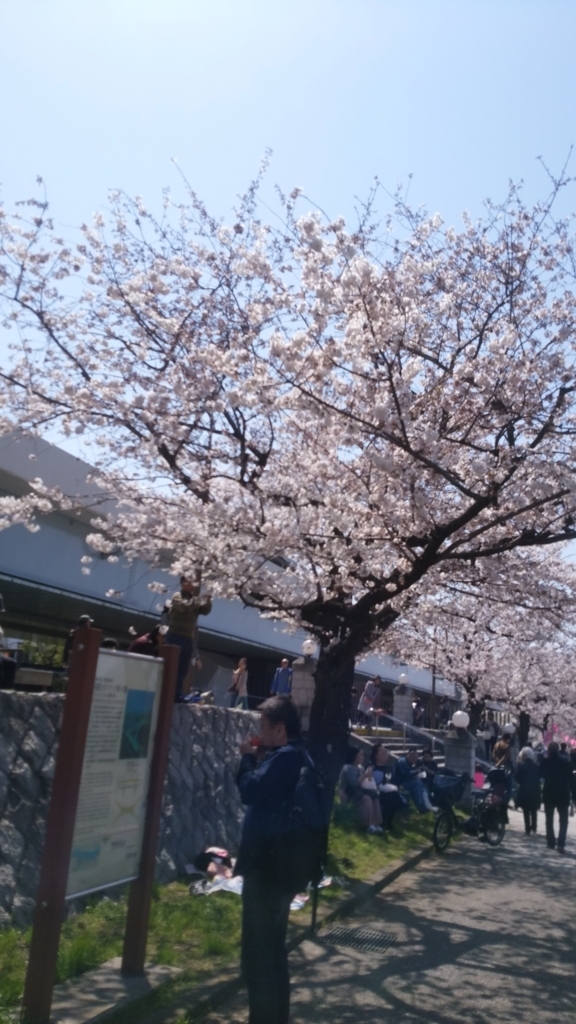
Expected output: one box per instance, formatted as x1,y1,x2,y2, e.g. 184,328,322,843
235,742,304,877
541,753,572,807
515,759,541,811
166,590,212,639
394,756,421,786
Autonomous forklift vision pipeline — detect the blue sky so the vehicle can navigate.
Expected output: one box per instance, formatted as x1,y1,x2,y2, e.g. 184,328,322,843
1,0,575,229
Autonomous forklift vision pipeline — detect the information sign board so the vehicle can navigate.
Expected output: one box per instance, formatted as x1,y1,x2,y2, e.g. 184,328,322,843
66,650,163,898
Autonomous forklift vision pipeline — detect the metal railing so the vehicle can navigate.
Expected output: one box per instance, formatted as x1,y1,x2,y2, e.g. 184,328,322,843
353,713,498,775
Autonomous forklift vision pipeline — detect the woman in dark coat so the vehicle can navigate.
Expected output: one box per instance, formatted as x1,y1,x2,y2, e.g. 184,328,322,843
515,747,541,835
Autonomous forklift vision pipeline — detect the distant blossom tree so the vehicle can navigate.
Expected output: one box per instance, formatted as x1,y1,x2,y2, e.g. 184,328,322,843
381,550,576,736
2,166,576,782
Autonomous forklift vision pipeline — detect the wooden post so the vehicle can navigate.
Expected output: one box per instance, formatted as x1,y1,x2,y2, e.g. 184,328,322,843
21,625,102,1024
121,644,178,977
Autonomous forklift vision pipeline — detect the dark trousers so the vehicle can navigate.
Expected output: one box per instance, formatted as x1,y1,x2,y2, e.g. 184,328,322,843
164,631,193,699
522,808,537,833
544,803,569,849
241,873,293,1024
379,790,404,830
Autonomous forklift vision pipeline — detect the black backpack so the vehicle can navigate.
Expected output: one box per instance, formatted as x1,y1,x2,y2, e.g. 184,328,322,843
264,753,329,896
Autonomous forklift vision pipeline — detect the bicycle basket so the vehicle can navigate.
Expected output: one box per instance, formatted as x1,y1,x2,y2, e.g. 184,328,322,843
431,772,468,807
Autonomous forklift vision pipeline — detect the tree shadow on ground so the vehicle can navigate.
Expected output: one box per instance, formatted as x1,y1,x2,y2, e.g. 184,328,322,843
285,824,576,1024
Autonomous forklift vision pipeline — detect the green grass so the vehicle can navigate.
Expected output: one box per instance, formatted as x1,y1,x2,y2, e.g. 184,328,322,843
327,802,433,883
0,810,431,1018
0,886,243,1015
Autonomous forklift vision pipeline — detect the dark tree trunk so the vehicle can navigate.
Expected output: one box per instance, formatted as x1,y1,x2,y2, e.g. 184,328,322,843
307,648,356,800
518,711,530,748
466,695,485,737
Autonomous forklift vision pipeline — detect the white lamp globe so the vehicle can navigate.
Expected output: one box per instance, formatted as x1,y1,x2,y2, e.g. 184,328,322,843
302,638,317,657
452,710,470,729
398,672,409,687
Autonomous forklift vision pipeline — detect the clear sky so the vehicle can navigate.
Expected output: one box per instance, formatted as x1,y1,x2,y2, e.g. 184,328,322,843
1,0,575,229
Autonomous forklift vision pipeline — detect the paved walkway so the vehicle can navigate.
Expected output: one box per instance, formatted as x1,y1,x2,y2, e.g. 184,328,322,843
204,808,575,1024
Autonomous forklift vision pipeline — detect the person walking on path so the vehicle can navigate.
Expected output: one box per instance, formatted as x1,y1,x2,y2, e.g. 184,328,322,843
270,658,293,696
541,741,572,853
515,746,541,835
164,575,212,701
565,745,573,815
230,657,249,709
235,695,311,1024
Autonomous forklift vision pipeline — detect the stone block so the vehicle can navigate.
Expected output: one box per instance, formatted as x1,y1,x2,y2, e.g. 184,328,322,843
1,714,27,746
10,756,40,803
0,692,36,723
11,893,36,928
28,704,58,749
0,820,26,869
20,729,49,773
7,793,35,836
17,851,41,898
0,767,9,814
155,848,177,884
0,862,16,911
40,752,56,784
0,735,18,776
41,693,65,727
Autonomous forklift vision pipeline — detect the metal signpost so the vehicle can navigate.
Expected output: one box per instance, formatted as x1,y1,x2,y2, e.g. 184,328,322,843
21,626,178,1024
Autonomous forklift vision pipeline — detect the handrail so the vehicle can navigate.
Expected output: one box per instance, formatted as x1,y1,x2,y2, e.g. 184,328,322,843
356,712,446,756
354,713,500,773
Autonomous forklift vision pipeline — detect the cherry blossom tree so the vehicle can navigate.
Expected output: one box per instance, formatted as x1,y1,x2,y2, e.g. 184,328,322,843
2,167,576,780
381,550,576,738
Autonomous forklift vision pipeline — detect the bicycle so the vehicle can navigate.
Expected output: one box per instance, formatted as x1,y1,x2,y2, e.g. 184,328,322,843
431,770,507,852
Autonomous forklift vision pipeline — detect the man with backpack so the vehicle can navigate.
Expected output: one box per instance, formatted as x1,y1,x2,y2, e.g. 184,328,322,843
235,695,326,1024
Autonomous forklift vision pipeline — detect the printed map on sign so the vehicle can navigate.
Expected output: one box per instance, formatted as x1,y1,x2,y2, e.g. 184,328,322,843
66,650,163,898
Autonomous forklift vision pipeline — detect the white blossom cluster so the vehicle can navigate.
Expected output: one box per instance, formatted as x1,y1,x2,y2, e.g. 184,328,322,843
380,549,576,729
1,172,576,727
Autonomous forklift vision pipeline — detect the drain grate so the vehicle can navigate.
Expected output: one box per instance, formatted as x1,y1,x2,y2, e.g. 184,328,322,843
321,926,396,954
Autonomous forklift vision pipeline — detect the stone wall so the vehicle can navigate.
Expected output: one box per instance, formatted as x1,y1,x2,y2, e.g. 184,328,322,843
0,692,257,927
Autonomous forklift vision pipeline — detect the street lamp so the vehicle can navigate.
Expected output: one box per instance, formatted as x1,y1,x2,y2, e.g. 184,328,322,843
398,672,409,687
452,710,470,730
302,638,316,658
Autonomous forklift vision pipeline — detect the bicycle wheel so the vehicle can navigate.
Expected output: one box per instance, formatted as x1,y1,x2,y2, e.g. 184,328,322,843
482,805,505,846
433,810,453,852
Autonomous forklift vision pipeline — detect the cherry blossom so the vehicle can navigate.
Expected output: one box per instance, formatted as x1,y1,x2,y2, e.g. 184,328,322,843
2,167,576,774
